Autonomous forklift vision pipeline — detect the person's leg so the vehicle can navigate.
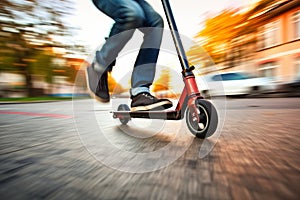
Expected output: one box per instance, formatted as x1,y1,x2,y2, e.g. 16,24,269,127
130,0,173,111
92,0,146,71
130,0,164,96
87,0,146,102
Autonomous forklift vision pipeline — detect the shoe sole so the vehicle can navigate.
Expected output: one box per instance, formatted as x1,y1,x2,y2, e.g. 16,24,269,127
85,67,110,103
131,100,173,112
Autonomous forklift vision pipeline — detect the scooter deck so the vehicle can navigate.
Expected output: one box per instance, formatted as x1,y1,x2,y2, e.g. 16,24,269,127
112,110,182,120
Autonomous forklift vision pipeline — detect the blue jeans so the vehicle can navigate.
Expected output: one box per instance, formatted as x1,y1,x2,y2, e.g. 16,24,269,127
92,0,164,96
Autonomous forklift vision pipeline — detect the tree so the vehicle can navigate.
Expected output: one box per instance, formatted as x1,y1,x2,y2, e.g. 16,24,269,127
187,9,247,67
107,73,125,94
0,0,85,96
187,0,288,70
152,68,171,92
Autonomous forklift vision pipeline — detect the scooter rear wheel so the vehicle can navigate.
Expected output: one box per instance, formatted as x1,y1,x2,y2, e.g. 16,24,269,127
185,99,218,138
117,104,131,125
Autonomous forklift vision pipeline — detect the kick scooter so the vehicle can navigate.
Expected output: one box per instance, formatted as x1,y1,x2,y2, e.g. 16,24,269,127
112,0,218,138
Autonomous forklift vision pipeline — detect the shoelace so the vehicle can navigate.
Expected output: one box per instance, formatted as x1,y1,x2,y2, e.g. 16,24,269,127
142,93,154,100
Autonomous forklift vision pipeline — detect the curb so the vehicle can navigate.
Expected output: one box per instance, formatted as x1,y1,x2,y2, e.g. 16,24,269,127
0,100,73,105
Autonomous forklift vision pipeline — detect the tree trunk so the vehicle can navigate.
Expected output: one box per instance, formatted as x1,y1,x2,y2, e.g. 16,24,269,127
24,70,34,97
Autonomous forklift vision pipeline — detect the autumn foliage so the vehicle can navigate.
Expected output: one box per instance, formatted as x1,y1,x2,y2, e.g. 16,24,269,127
107,72,125,94
187,0,279,68
187,9,247,66
152,68,170,92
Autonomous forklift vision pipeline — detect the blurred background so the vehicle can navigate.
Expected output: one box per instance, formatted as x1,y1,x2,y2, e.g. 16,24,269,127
0,0,299,99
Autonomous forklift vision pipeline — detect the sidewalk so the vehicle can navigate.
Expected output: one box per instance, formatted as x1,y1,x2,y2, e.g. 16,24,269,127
0,97,75,105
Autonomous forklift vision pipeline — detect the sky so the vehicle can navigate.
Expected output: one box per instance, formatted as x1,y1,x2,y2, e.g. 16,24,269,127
74,0,252,51
73,0,253,89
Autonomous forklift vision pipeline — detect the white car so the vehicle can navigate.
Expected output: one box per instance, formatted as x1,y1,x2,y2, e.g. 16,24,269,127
196,72,277,97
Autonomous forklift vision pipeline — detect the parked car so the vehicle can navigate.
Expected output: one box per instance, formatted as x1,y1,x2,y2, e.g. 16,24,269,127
277,78,300,97
196,72,277,97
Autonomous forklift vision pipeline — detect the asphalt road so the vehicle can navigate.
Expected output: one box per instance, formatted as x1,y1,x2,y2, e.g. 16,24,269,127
0,97,299,200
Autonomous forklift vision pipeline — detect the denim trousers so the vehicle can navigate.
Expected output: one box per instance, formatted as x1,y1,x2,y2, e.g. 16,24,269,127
92,0,164,96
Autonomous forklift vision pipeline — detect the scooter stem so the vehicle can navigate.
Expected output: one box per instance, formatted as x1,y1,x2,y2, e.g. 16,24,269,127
161,0,201,97
161,0,191,75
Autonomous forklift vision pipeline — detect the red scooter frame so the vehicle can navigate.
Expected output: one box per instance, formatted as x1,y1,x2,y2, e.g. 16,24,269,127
112,0,218,138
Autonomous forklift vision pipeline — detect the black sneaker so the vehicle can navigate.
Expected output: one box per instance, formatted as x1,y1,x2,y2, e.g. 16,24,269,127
86,62,110,102
131,92,173,111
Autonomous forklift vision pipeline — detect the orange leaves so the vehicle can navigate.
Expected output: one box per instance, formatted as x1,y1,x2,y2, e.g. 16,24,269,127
152,68,170,92
188,9,249,65
107,72,125,94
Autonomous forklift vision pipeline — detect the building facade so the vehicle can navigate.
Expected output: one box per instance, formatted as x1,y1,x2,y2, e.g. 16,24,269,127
254,0,300,82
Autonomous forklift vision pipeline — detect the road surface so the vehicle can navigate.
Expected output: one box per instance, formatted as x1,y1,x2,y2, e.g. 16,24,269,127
0,97,299,199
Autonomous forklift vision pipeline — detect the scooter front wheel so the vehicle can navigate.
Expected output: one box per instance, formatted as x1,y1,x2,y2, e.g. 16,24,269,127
185,99,218,138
